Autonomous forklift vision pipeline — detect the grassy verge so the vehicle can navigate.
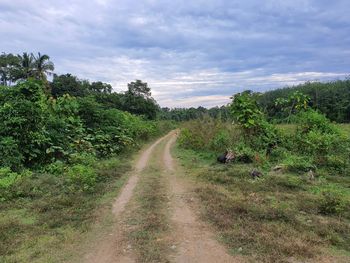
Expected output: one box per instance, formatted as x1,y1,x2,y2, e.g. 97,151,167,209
0,156,132,263
174,145,350,263
126,141,170,263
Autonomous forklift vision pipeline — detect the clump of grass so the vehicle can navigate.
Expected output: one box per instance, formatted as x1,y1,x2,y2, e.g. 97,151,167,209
127,166,170,263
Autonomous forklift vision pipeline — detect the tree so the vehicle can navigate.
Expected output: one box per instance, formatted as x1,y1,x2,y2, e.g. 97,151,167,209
51,74,89,97
127,79,151,98
32,52,55,81
123,80,159,119
275,91,310,123
20,52,35,79
230,90,278,149
89,81,112,94
0,53,21,86
230,90,263,130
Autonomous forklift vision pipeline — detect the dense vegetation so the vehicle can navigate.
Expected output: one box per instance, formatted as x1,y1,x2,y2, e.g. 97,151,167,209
177,90,350,262
0,52,173,262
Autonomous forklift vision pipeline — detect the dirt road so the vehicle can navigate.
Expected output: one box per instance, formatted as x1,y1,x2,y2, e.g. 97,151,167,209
83,131,239,263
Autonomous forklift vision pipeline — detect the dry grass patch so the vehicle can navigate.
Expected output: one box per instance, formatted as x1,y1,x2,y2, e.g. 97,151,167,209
126,164,170,262
176,146,350,263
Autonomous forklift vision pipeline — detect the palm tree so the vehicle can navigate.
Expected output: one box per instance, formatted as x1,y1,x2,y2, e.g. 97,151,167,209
20,52,34,79
32,52,55,81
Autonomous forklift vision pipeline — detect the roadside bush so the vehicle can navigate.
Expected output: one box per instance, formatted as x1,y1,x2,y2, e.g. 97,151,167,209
0,80,49,166
178,128,205,149
65,164,97,192
46,95,86,161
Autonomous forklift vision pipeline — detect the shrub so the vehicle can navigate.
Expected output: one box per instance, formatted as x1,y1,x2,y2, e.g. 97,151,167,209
294,110,338,134
68,152,96,166
323,155,349,173
0,168,32,201
178,128,205,150
229,90,280,151
43,161,66,175
319,190,347,215
282,154,315,173
233,142,255,163
210,129,231,151
0,80,49,166
65,164,97,192
0,136,23,170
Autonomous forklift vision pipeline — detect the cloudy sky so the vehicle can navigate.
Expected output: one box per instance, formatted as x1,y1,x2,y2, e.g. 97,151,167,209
0,0,349,107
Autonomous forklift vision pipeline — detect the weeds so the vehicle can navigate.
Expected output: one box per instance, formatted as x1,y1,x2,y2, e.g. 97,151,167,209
0,157,131,262
175,146,350,262
127,165,170,263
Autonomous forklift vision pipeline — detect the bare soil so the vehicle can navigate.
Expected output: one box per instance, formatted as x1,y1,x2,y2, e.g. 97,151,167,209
164,133,242,263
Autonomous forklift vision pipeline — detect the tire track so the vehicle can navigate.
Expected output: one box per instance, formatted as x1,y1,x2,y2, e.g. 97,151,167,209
163,133,242,263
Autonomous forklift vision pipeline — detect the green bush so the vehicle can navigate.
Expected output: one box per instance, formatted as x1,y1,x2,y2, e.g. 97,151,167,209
43,161,67,175
65,164,97,192
323,155,349,173
0,80,49,166
281,154,315,173
319,190,347,215
294,110,339,134
233,142,255,163
0,136,23,170
178,128,205,150
0,168,32,201
68,152,96,166
210,129,231,151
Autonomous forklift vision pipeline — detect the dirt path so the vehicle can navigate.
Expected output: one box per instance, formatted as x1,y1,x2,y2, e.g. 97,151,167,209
164,133,241,263
84,134,170,263
83,131,240,263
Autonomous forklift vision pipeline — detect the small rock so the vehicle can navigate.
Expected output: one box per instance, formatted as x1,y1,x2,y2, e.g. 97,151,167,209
171,245,177,250
306,220,312,223
127,245,132,250
238,247,243,252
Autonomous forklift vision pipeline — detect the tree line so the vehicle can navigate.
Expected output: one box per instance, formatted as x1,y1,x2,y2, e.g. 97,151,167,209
0,52,160,120
257,79,350,123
